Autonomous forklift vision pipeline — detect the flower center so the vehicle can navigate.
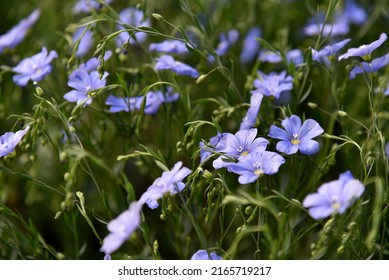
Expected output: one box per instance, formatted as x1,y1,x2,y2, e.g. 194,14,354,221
291,133,300,145
254,169,264,176
331,196,341,210
241,151,249,156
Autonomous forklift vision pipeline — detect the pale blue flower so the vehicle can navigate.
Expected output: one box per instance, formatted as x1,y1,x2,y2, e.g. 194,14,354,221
344,0,367,25
140,161,192,209
12,47,58,87
302,171,364,219
258,49,303,65
304,16,349,37
213,128,268,169
116,7,150,47
155,55,199,78
73,0,113,14
191,250,222,260
0,126,30,157
0,9,40,54
149,40,189,55
72,27,93,57
311,38,351,63
199,132,228,163
106,87,179,114
251,71,293,99
349,53,389,79
240,27,261,64
239,93,263,130
228,151,285,184
76,51,112,73
338,33,387,61
215,29,239,57
100,201,143,255
268,115,324,155
64,69,108,106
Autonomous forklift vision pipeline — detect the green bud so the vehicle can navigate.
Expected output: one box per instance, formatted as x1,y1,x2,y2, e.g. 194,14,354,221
152,13,164,20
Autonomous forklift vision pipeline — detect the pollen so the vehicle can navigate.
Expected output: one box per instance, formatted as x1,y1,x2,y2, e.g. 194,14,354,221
331,201,341,210
241,151,249,156
291,139,300,145
254,169,264,176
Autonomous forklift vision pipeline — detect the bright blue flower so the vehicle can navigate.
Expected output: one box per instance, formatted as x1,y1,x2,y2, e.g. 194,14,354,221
349,53,389,79
64,69,108,106
258,49,303,65
228,151,285,184
240,27,261,64
155,55,199,78
73,0,113,14
100,201,143,255
140,161,191,209
72,27,93,57
311,38,351,63
191,250,222,260
213,128,269,169
199,132,228,163
302,171,364,219
116,7,150,47
239,93,263,131
338,33,387,61
106,87,179,114
0,9,40,54
251,71,293,99
12,47,58,87
149,40,189,55
0,126,30,157
268,115,324,155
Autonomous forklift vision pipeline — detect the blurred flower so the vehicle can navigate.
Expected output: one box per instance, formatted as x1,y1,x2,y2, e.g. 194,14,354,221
311,38,351,63
149,40,189,55
75,51,112,73
349,53,389,79
339,33,387,61
73,0,113,14
140,161,192,209
268,115,324,155
239,93,263,130
0,126,30,157
64,69,108,106
213,128,268,169
106,87,179,114
104,254,111,260
155,55,199,78
72,27,93,57
199,132,228,163
228,151,285,184
191,250,222,260
385,85,389,96
251,71,293,99
116,7,150,47
100,201,143,255
240,27,261,64
344,0,367,25
304,16,349,37
215,29,239,56
258,49,303,65
12,47,58,87
302,171,364,219
0,9,40,54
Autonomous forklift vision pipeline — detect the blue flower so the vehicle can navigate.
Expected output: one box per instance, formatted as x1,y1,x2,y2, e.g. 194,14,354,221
12,47,58,87
100,201,143,255
268,115,324,155
228,151,285,184
311,38,351,63
214,29,239,57
64,69,108,106
199,132,228,163
213,128,269,169
239,93,263,131
0,126,30,157
339,33,387,61
258,49,303,65
106,87,179,114
76,51,112,73
304,16,349,37
155,55,199,78
72,27,93,57
240,27,261,64
73,0,113,14
251,71,293,99
302,171,364,219
349,53,389,79
149,40,189,55
116,7,150,47
0,9,40,54
191,250,222,260
344,0,367,25
140,161,192,209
